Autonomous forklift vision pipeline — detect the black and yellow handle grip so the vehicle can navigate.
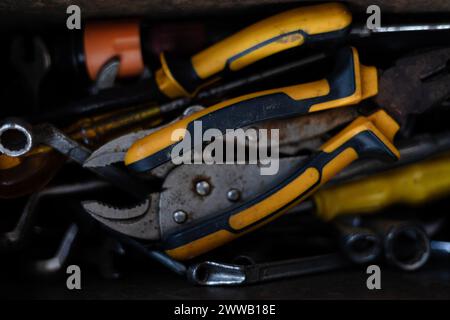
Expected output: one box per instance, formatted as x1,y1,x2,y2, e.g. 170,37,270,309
162,110,400,260
313,152,450,221
155,3,352,99
126,47,378,172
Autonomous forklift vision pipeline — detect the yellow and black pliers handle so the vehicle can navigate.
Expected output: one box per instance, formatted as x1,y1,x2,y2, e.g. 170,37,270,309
126,46,377,172
162,110,400,260
155,2,352,99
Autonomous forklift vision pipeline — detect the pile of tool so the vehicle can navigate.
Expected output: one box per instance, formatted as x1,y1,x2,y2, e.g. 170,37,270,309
1,3,450,286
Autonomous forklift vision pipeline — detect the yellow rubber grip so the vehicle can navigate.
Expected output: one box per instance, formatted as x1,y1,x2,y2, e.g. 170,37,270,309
156,3,352,98
164,110,400,260
314,152,450,221
127,47,378,172
192,3,352,78
126,79,341,166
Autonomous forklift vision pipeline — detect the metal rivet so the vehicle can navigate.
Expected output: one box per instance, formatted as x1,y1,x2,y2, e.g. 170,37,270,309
195,181,211,196
227,189,240,202
173,210,188,224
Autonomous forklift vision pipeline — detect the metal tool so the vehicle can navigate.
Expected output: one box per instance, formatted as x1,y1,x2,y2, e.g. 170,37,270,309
73,3,352,100
187,253,350,286
373,48,450,127
366,219,431,271
14,103,163,159
63,2,450,105
31,223,79,275
0,118,33,157
331,132,450,184
91,47,450,176
87,131,450,243
92,57,121,93
1,192,40,251
84,106,357,170
32,224,129,279
145,2,450,100
81,47,450,262
0,180,108,251
83,132,450,252
81,46,419,261
0,99,165,198
0,119,150,199
86,47,378,172
75,234,126,279
1,180,128,278
431,241,450,258
350,20,450,38
83,109,400,260
334,217,381,264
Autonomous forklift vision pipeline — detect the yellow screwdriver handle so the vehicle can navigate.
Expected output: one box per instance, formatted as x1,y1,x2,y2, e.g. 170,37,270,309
314,152,450,221
155,3,352,98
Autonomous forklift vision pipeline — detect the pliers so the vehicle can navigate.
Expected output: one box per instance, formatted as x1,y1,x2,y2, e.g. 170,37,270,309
81,46,450,261
82,46,404,260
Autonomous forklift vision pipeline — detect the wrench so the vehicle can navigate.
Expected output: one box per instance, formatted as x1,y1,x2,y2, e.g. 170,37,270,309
0,118,150,199
366,219,431,271
334,217,382,264
0,180,108,251
187,253,350,286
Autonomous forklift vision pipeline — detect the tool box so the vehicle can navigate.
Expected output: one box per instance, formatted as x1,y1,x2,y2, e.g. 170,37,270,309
1,0,450,303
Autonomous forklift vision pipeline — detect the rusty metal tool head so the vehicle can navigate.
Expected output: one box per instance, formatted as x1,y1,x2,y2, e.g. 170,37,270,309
374,47,450,126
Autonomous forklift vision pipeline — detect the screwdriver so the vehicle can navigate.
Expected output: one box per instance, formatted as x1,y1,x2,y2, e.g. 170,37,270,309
288,153,450,221
73,3,450,101
38,2,450,122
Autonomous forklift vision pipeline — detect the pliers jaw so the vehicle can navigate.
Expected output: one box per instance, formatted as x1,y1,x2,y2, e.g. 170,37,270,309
82,195,161,241
375,47,450,126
